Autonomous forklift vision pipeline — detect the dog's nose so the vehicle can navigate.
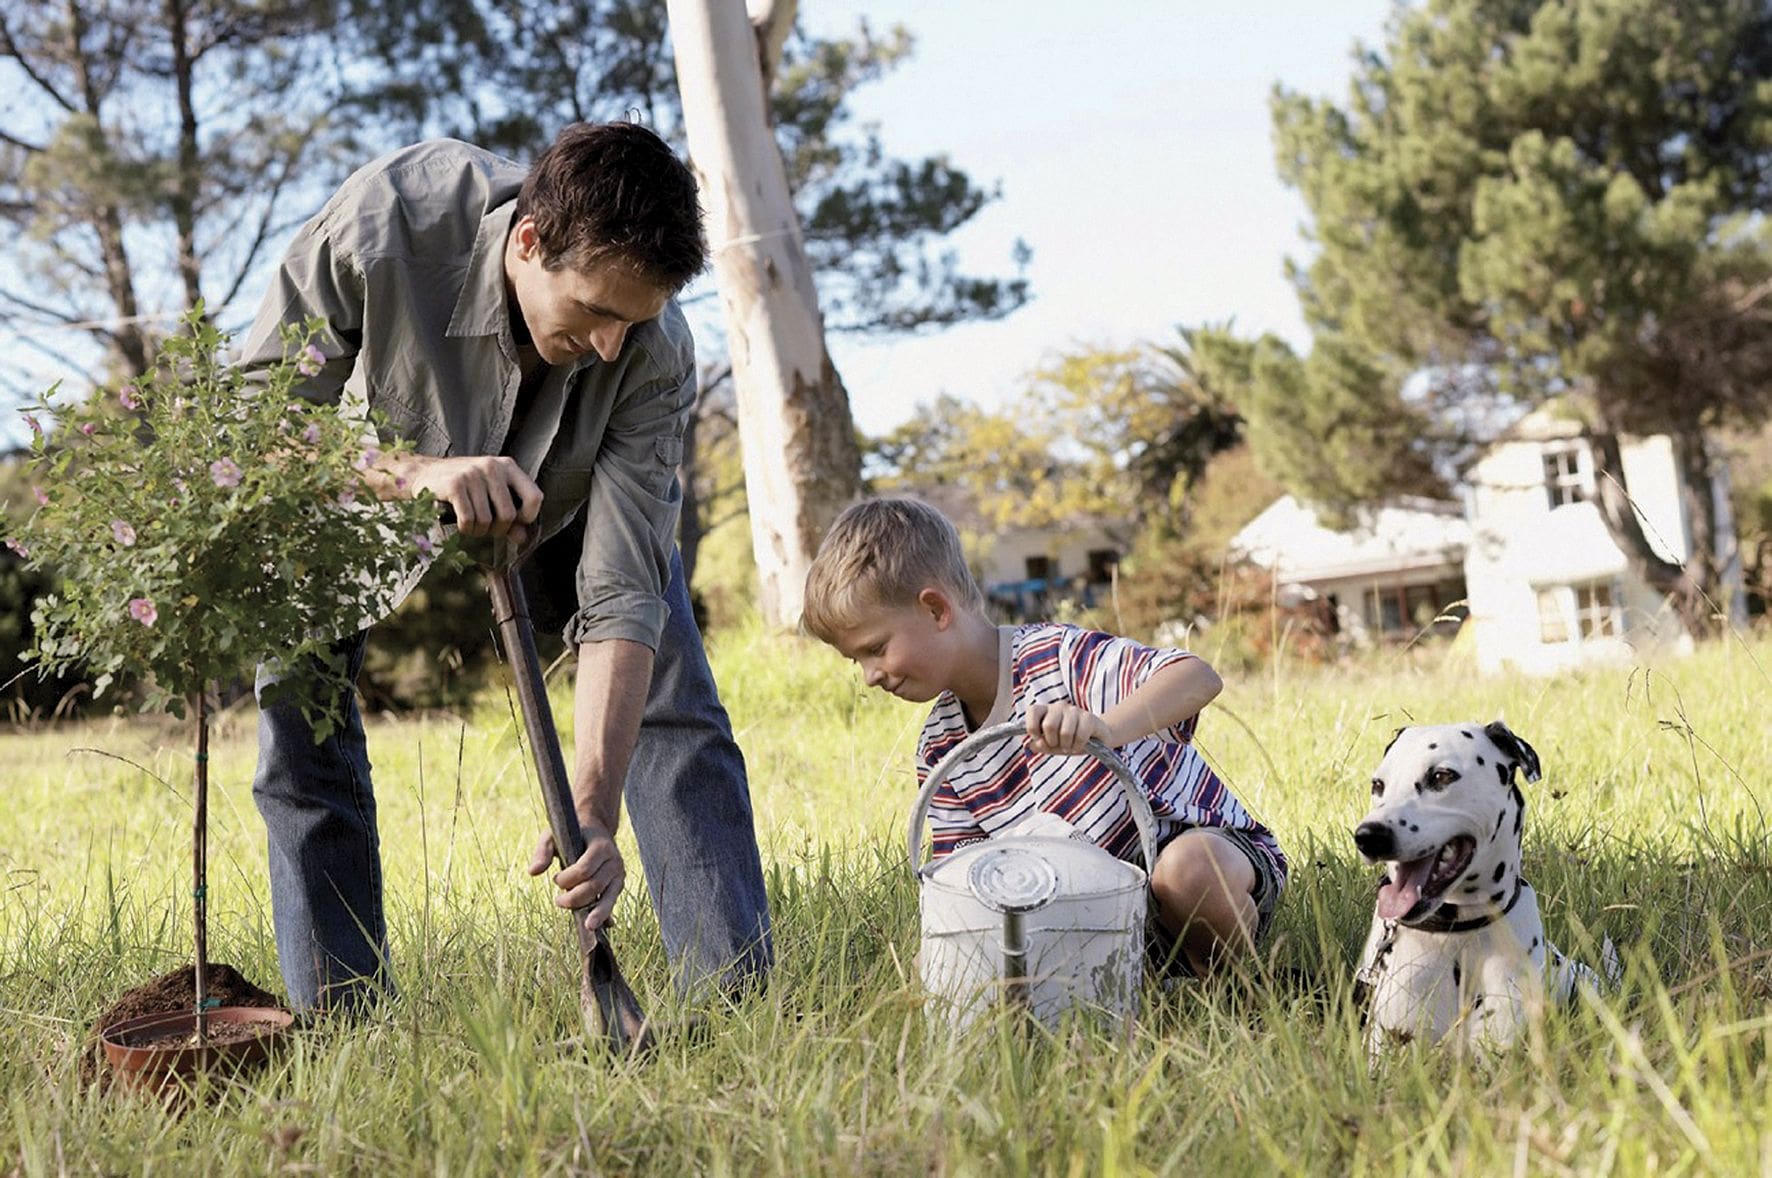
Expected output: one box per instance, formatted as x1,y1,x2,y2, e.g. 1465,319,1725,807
1353,821,1395,858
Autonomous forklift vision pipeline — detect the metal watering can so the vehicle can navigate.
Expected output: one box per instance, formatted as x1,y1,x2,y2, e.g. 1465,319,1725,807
907,721,1160,1029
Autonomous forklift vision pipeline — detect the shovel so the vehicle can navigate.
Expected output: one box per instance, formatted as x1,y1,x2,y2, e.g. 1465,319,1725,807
485,558,654,1057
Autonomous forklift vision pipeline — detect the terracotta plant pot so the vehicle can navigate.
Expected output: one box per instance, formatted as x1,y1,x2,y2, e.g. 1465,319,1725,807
100,1005,295,1092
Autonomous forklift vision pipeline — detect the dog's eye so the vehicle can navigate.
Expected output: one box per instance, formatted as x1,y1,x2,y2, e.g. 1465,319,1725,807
1370,778,1385,798
1430,767,1460,788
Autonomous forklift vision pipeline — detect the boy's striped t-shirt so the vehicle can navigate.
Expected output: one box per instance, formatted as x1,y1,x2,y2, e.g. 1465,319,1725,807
916,623,1284,878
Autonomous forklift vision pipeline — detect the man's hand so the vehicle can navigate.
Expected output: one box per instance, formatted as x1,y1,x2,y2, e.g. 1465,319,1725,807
528,822,625,932
383,454,542,546
1025,702,1114,756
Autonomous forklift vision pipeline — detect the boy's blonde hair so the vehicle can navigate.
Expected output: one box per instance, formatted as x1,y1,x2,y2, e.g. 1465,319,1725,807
802,496,985,644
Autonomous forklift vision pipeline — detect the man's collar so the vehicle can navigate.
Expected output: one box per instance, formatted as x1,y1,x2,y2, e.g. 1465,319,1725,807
447,200,517,339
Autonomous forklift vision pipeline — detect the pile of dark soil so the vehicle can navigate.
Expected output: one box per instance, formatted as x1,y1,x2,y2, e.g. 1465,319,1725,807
82,962,285,1085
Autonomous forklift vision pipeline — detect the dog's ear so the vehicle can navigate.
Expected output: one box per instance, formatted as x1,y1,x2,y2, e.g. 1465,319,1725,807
1381,727,1406,757
1484,720,1541,784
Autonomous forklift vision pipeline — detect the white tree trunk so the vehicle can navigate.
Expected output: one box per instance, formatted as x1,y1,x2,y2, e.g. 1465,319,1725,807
668,0,861,629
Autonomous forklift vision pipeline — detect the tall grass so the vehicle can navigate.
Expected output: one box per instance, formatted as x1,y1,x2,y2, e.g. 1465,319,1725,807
1,627,1769,1174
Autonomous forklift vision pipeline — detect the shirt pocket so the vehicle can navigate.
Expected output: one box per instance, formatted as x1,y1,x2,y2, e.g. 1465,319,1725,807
369,390,452,456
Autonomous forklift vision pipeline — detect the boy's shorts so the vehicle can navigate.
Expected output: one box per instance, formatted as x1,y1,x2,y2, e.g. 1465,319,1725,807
1141,825,1287,979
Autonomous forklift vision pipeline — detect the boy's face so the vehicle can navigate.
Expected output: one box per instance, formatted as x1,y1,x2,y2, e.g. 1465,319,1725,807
827,596,955,703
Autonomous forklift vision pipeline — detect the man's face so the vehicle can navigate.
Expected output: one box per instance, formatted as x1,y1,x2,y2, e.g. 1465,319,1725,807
505,216,670,366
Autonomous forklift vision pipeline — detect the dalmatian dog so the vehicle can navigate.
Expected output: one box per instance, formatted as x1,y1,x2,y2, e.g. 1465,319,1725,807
1351,721,1616,1054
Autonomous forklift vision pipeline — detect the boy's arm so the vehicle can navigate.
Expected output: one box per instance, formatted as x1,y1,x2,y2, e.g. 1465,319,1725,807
1027,655,1222,755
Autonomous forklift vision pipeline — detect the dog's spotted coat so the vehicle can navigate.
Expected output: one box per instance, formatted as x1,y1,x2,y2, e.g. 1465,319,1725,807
1351,722,1615,1054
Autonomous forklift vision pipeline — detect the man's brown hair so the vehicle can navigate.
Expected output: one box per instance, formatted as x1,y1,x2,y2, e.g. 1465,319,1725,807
802,497,986,645
515,122,707,292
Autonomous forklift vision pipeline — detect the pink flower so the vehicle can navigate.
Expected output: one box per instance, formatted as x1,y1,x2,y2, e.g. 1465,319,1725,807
119,385,140,410
296,344,325,378
23,414,41,436
210,457,243,488
353,445,381,472
128,597,158,626
336,486,357,507
79,422,96,436
3,537,28,559
414,533,436,557
301,423,322,445
110,520,137,546
31,486,48,507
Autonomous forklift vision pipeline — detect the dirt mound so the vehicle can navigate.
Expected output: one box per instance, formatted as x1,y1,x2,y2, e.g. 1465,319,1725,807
82,962,286,1086
93,962,283,1033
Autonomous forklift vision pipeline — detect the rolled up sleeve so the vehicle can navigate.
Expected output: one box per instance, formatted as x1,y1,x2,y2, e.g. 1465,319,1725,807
561,360,692,650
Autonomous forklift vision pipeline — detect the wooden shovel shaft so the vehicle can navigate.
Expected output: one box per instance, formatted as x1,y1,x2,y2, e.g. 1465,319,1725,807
487,567,651,1055
488,569,585,864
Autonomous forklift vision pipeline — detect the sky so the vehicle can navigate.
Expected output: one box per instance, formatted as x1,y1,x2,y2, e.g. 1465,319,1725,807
776,0,1397,436
1,1,1397,449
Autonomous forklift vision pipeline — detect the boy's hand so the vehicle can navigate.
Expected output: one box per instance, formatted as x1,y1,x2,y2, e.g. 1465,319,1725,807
1025,703,1114,756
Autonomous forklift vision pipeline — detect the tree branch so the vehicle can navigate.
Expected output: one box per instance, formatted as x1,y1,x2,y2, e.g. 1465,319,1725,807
0,126,46,153
0,15,79,113
747,0,795,91
214,142,311,308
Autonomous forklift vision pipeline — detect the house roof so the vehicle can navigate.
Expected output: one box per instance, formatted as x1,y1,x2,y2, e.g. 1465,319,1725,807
1231,494,1470,584
883,483,1127,537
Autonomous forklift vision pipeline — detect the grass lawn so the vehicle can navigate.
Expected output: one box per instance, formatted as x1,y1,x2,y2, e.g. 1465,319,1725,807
2,624,1769,1174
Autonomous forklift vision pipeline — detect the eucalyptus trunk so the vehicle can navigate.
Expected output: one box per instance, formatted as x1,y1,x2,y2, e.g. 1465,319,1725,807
1589,426,1723,637
667,0,863,629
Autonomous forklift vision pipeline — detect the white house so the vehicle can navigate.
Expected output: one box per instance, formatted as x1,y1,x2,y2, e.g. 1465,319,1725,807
1461,407,1746,675
1230,407,1745,673
1231,495,1471,644
898,484,1127,617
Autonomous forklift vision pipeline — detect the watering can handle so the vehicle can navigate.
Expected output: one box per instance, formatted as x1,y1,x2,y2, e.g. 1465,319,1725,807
906,720,1161,877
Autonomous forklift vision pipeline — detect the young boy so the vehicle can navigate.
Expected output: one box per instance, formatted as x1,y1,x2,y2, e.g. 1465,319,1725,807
803,497,1286,978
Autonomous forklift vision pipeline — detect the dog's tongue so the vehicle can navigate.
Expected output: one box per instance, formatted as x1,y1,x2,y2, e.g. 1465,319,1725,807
1378,856,1436,920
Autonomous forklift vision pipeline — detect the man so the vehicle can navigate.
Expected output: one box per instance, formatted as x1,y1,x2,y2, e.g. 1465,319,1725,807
239,122,772,1013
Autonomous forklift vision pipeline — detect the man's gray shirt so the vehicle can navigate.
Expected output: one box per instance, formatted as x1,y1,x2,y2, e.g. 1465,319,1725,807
239,139,693,650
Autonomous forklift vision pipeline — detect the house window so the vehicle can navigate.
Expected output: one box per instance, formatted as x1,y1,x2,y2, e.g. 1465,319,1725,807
1024,555,1055,581
1536,580,1622,645
1573,581,1621,639
1360,580,1467,638
1086,549,1119,584
1536,588,1571,644
1543,444,1590,508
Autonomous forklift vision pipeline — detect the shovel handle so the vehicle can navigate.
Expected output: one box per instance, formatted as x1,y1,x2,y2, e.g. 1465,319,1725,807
486,564,652,1056
488,569,586,864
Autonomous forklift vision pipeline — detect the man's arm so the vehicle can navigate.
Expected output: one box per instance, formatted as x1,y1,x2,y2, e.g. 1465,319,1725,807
530,316,696,924
527,636,653,931
237,220,362,398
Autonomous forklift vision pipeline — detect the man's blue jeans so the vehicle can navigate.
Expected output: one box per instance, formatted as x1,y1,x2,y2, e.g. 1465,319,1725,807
251,551,773,1012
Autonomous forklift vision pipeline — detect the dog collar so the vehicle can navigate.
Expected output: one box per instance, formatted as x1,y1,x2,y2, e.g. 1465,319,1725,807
1381,876,1525,934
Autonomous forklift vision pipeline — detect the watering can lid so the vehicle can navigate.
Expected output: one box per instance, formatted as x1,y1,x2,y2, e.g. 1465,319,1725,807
929,835,1145,904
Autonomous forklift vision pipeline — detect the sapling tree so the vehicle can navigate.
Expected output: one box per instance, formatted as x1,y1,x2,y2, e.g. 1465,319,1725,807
9,310,456,1039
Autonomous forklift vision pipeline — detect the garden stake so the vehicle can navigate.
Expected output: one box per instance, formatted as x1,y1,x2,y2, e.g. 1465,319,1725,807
486,562,654,1057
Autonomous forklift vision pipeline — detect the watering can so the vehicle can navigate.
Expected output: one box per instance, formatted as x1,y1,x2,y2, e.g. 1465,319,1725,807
906,721,1160,1029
